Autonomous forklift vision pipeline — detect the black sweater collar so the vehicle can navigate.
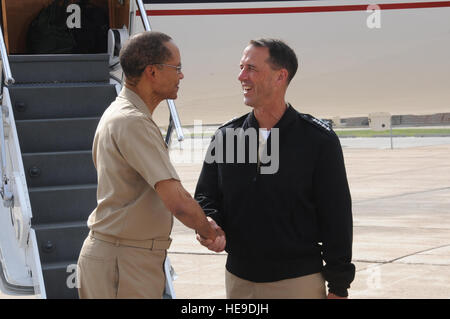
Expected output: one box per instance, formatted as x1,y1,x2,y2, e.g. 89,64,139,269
245,103,297,130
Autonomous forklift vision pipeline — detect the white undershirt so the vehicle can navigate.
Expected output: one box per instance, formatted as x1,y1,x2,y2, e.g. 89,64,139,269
259,128,271,141
258,129,271,163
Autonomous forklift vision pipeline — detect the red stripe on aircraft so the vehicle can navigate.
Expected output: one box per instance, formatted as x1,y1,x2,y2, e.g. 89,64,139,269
135,1,450,16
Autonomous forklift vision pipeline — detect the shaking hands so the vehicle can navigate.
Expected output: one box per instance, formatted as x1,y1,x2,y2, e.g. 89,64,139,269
196,217,226,253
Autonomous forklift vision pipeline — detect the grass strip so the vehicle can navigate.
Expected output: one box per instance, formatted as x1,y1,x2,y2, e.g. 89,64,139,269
335,128,450,137
162,128,450,139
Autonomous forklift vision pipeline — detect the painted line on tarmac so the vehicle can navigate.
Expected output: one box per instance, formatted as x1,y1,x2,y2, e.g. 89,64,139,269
353,186,450,204
354,244,450,271
387,244,450,264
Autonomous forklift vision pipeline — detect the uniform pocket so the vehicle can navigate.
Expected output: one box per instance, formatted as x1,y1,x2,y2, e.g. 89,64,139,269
77,254,119,298
79,236,117,261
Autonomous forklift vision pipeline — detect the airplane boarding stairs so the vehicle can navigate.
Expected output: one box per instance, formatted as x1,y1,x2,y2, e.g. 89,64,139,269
1,54,117,298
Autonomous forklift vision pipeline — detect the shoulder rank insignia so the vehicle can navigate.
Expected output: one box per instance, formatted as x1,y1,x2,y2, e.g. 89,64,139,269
300,113,333,132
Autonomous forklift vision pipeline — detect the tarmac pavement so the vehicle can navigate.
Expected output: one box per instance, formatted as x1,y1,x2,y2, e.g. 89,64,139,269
1,137,449,299
167,136,450,299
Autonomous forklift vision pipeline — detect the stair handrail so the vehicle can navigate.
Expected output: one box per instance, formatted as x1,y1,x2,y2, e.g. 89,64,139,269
134,0,184,144
0,24,14,85
0,97,13,208
0,25,14,207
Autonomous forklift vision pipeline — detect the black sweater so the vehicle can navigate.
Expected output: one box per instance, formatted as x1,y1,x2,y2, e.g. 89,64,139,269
195,105,355,297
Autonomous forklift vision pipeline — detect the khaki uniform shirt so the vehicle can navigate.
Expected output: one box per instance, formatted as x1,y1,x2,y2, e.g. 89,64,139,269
88,86,180,241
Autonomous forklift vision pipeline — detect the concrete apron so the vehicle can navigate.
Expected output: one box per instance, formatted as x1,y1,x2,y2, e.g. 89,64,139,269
169,142,450,299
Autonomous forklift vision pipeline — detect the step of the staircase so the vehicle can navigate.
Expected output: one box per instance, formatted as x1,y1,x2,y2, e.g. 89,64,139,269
23,150,96,188
29,184,97,225
33,222,88,265
9,54,110,83
41,260,81,299
9,83,116,120
16,117,100,153
36,223,86,299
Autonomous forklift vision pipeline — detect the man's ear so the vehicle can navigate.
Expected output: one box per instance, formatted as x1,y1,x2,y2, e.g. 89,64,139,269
278,69,288,83
144,65,157,79
275,68,289,87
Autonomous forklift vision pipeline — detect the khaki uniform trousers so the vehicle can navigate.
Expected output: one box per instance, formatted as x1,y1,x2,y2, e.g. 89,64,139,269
226,270,326,299
77,233,170,299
